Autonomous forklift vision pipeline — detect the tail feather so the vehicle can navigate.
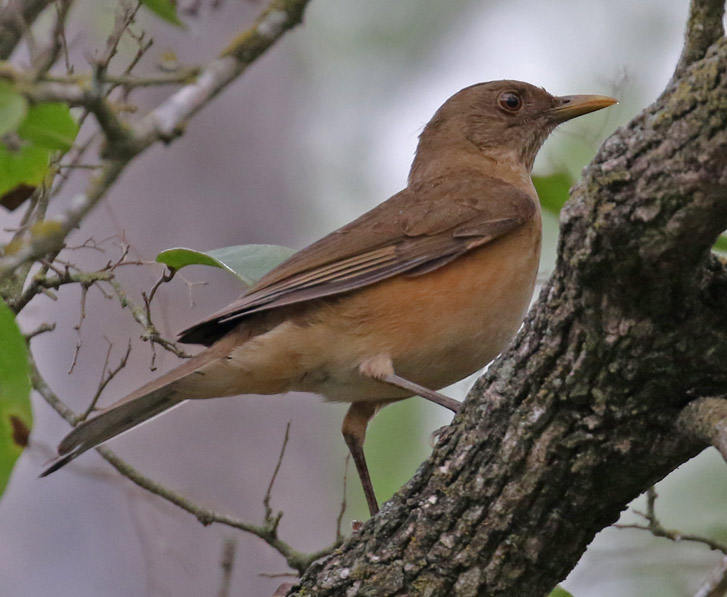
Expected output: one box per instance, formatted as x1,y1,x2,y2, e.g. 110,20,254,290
41,333,241,477
40,387,182,477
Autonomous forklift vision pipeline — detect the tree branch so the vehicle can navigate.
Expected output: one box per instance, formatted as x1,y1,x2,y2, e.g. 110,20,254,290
0,0,52,60
673,0,725,80
676,397,727,463
287,17,727,597
614,487,727,554
31,356,336,575
133,0,311,145
0,0,311,283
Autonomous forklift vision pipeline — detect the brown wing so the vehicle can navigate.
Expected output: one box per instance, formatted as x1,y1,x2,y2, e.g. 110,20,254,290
178,172,537,345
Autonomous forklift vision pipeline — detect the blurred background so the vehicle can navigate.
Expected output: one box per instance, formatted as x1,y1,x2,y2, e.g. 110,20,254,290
3,0,727,595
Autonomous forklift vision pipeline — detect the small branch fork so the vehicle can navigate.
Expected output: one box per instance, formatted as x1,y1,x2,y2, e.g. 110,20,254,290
0,0,312,283
263,422,292,536
656,398,727,591
12,245,188,367
615,486,727,597
4,2,320,586
32,355,340,574
21,248,342,577
615,487,727,554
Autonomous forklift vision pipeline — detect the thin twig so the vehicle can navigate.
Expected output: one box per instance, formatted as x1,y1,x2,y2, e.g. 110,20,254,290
336,454,350,543
263,422,292,528
96,0,141,72
0,0,310,288
614,487,727,554
33,350,339,574
217,537,237,597
78,338,132,421
142,269,175,332
109,70,200,88
30,0,73,78
67,283,90,374
260,572,299,579
2,0,311,286
25,321,56,340
33,353,333,573
0,0,53,60
51,132,100,198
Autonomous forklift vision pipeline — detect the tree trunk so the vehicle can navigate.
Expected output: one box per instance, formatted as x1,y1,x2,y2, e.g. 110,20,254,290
288,4,727,596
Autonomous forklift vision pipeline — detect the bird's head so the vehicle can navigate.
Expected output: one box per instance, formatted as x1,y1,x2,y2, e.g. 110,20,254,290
412,80,616,179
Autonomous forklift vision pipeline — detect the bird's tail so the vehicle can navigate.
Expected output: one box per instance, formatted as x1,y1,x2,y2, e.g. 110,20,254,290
41,335,240,477
40,385,183,476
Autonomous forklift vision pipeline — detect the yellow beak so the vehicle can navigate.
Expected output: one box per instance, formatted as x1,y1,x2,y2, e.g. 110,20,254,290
549,94,618,122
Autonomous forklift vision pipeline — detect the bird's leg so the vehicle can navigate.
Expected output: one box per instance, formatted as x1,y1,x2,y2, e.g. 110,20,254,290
359,355,461,413
342,401,380,516
381,373,461,413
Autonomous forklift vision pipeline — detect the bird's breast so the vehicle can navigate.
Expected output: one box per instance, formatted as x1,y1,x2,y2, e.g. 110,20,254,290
288,214,542,401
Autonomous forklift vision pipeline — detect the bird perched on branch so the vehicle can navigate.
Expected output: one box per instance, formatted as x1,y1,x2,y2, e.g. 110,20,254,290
43,80,616,516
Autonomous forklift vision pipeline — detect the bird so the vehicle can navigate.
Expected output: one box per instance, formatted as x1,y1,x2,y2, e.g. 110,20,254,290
42,80,616,516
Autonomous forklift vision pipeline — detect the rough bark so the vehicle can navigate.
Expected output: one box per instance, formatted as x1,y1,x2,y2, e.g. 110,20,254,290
288,9,727,597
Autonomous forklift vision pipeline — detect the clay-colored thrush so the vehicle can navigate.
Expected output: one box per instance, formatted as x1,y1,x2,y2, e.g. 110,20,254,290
42,81,615,516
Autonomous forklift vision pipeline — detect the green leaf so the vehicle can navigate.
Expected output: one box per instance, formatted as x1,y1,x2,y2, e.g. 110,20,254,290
141,0,185,27
7,144,51,186
0,299,32,499
0,81,28,137
548,587,574,597
17,102,79,152
157,244,296,286
0,142,51,198
714,235,727,253
533,171,574,216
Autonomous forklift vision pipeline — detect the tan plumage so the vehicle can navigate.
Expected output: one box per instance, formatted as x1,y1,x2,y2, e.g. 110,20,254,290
42,81,616,515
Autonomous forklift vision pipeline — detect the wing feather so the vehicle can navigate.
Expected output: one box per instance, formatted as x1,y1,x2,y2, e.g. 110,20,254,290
179,173,537,345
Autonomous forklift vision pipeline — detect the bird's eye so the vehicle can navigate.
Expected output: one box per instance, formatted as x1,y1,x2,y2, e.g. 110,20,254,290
498,91,523,112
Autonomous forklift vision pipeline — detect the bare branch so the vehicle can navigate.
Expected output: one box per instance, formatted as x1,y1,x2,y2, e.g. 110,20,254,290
96,0,141,72
32,359,336,575
105,276,190,363
2,0,312,286
30,0,73,77
98,444,335,575
335,454,350,543
0,157,126,283
614,487,727,554
0,0,52,60
24,321,56,340
105,70,200,89
263,422,292,526
78,339,132,421
133,0,312,145
217,537,237,597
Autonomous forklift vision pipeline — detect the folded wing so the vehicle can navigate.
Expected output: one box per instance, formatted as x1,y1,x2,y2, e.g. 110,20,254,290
179,173,537,345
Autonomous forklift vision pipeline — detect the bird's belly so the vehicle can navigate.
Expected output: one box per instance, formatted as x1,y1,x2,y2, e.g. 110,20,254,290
291,219,541,402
